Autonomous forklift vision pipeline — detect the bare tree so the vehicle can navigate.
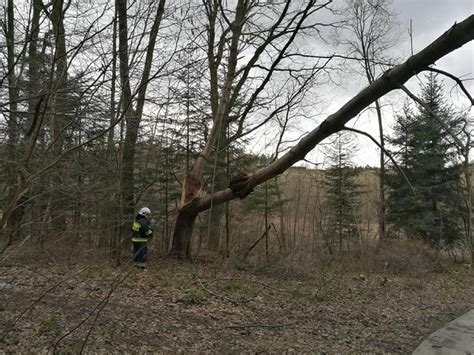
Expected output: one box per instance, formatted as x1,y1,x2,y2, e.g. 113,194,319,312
171,0,336,258
5,0,18,156
116,0,166,241
0,1,123,252
48,0,69,228
337,0,400,241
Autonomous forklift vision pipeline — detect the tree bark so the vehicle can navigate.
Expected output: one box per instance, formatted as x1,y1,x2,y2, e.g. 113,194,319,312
3,0,21,247
207,126,228,251
6,0,18,153
374,99,386,241
49,0,68,230
171,206,199,259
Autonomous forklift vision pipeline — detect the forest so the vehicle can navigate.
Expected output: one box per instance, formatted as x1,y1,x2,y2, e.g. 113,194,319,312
0,0,473,352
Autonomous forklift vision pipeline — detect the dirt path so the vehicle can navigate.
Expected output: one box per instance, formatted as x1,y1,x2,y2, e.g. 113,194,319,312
1,259,473,352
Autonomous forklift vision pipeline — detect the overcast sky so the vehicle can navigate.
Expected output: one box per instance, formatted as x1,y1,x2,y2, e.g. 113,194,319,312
396,0,473,84
302,0,474,168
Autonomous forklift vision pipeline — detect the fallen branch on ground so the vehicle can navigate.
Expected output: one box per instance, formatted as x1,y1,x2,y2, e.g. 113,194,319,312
227,321,297,329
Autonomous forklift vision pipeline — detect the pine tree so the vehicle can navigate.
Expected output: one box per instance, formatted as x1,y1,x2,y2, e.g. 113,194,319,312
387,74,466,246
322,131,360,253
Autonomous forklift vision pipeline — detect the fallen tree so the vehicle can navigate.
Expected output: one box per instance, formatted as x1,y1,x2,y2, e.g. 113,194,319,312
175,15,474,258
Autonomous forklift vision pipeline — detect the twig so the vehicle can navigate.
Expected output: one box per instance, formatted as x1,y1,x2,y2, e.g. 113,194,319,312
78,265,134,354
53,245,145,352
227,321,297,329
52,261,136,353
243,224,272,260
197,279,249,305
1,234,32,263
199,277,292,295
312,264,344,300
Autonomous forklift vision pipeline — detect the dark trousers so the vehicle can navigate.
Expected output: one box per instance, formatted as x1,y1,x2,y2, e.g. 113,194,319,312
132,241,148,266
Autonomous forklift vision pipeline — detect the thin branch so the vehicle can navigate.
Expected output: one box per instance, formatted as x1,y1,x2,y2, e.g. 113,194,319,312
197,280,249,305
199,277,291,294
78,266,134,354
342,126,414,192
425,67,474,105
1,266,89,338
398,83,466,150
227,322,297,329
52,259,136,352
242,224,272,260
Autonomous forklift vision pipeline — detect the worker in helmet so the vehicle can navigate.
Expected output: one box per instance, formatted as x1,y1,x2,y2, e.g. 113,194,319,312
131,207,153,269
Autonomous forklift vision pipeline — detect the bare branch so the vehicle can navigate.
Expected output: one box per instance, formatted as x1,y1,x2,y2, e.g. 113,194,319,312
342,126,414,192
397,83,466,151
425,67,474,105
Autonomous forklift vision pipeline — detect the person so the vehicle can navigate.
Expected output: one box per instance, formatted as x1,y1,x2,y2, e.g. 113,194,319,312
131,207,153,269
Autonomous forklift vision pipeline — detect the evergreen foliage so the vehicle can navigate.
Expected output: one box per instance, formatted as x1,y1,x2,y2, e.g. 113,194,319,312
323,131,361,252
387,74,466,246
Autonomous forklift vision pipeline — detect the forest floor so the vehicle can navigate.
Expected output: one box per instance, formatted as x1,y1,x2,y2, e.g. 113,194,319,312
1,248,473,353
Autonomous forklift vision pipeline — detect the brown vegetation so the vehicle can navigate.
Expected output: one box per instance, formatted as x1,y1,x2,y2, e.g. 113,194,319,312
1,241,473,353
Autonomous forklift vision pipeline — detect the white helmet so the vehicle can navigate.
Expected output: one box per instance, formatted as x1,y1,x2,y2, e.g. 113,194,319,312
139,207,151,216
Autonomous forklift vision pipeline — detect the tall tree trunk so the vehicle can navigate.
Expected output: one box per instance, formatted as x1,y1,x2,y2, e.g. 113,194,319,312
225,131,231,258
207,127,228,252
116,0,166,233
461,136,472,267
116,0,137,225
105,4,118,250
6,0,18,154
1,0,43,251
264,181,269,260
105,6,118,253
49,0,68,231
374,100,386,241
25,0,42,138
274,176,286,250
171,206,199,259
3,0,20,246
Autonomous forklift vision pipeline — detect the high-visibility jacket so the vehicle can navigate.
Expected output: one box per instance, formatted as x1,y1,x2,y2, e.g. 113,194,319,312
131,214,153,243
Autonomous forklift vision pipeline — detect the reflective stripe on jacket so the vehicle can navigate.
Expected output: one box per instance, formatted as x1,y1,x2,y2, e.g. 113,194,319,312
131,214,153,241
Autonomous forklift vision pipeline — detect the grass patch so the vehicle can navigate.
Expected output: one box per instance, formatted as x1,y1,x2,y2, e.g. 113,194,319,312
39,314,60,336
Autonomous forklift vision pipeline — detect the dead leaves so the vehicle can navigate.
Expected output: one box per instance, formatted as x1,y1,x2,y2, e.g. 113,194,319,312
0,261,473,352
